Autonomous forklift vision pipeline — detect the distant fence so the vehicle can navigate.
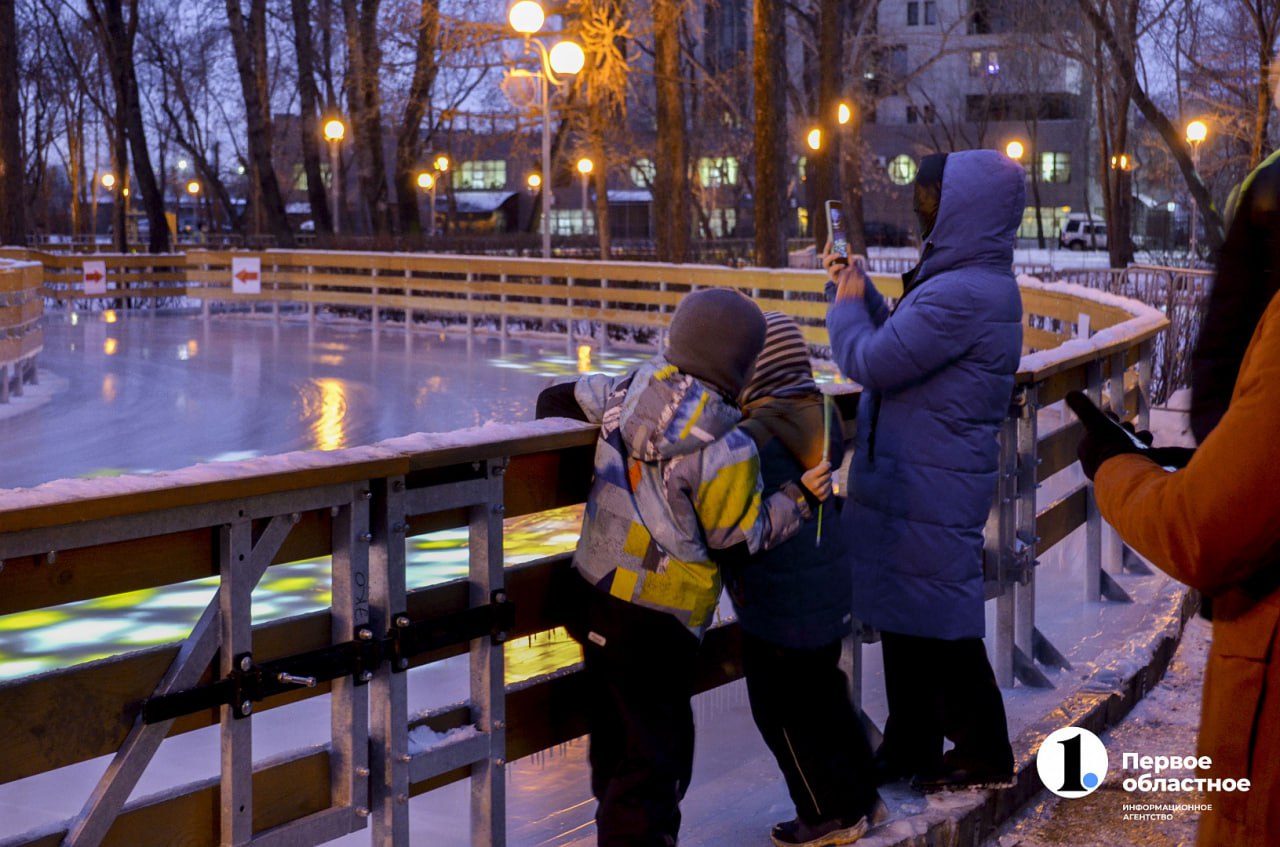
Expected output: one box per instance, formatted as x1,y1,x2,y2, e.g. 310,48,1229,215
0,251,1167,845
0,259,43,403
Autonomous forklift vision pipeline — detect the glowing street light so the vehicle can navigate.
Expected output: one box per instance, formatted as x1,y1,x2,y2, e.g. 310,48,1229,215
527,173,542,189
101,173,116,189
806,128,822,151
507,3,584,259
1005,140,1025,160
323,118,346,234
837,102,852,125
434,154,450,173
186,180,200,196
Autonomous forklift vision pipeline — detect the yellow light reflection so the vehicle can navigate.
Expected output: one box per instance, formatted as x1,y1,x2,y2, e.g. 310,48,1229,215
102,373,118,402
103,310,117,324
577,344,593,373
187,339,199,358
311,378,348,451
103,338,118,356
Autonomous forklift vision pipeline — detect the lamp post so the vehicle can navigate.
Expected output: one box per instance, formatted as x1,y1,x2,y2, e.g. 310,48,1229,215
323,118,346,235
416,171,437,237
576,157,593,235
186,180,202,241
1005,140,1025,161
509,0,584,259
1186,119,1207,259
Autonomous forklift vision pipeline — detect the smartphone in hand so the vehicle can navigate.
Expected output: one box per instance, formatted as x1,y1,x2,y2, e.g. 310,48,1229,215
1065,392,1150,451
825,200,849,267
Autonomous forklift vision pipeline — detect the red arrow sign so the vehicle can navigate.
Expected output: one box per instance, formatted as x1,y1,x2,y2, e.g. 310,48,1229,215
84,271,103,283
235,269,259,283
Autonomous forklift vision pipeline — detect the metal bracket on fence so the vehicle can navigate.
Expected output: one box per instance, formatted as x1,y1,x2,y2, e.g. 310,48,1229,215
387,590,515,673
140,595,515,723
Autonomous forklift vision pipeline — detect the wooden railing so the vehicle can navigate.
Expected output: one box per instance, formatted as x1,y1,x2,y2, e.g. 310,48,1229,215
0,252,1168,846
0,259,43,403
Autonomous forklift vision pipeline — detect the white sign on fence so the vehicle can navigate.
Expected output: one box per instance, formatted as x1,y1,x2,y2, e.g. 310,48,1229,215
83,260,107,296
232,257,262,295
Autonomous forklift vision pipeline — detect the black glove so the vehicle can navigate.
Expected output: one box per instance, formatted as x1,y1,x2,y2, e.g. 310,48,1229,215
1067,391,1156,481
1111,418,1196,470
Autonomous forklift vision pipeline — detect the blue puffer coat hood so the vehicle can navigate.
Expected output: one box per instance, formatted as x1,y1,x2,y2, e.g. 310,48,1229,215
826,149,1025,640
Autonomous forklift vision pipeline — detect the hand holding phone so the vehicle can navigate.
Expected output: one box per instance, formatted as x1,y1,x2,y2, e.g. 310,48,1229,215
825,200,848,267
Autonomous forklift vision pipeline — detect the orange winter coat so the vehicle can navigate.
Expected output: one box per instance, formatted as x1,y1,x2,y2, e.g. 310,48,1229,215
1095,290,1280,846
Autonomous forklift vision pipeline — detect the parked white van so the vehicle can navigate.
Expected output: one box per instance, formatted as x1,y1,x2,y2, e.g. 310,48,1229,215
1058,215,1108,250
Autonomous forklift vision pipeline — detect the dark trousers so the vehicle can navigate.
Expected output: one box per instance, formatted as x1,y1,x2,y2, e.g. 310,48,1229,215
877,630,1014,778
742,631,880,825
565,573,700,847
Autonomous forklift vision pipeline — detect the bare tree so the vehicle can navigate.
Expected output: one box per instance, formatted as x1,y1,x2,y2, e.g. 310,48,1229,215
291,0,334,235
341,0,391,236
226,0,295,246
0,0,24,245
753,0,788,266
391,0,439,239
84,0,170,252
652,0,689,261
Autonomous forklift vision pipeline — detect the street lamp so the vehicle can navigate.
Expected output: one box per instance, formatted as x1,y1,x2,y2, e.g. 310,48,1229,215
837,102,852,126
1005,140,1025,161
806,128,822,151
101,173,116,190
576,157,593,234
417,171,437,237
508,0,584,258
527,173,542,189
323,118,346,234
1186,119,1208,258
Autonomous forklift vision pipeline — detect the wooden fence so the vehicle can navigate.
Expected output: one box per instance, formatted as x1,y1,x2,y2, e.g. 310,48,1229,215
0,252,1167,846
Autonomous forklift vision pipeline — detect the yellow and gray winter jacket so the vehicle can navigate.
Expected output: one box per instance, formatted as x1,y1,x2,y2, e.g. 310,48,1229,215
571,357,813,637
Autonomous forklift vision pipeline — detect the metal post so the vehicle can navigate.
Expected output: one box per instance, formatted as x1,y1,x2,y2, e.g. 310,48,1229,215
1014,385,1039,665
1084,358,1104,602
470,461,508,847
992,412,1018,688
331,495,372,825
541,71,552,260
220,520,254,846
330,141,342,236
370,478,409,845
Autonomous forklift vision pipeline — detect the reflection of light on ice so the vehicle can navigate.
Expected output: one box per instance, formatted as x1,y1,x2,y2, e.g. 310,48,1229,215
103,338,118,356
308,378,349,451
101,373,118,401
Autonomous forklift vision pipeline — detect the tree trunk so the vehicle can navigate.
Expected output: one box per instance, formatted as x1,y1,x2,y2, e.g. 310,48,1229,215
290,0,333,235
342,0,391,236
0,0,24,245
590,103,612,259
811,0,841,253
226,0,295,246
393,0,439,240
653,0,688,261
752,0,788,267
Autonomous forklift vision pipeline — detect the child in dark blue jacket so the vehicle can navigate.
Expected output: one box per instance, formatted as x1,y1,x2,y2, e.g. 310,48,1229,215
727,312,884,847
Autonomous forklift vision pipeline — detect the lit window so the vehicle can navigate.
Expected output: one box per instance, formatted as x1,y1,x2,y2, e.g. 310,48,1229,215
550,209,596,235
697,157,739,188
1039,152,1071,184
888,154,917,186
630,159,656,187
453,160,507,190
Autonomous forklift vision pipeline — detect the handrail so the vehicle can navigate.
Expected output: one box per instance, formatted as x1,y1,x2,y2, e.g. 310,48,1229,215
0,254,1168,846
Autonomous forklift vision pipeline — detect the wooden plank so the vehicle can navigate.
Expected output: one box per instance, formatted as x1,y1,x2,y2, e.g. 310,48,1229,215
2,750,333,847
1024,326,1068,351
1037,486,1088,552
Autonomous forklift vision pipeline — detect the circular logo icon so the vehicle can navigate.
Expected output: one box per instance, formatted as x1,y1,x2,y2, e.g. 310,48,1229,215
1036,727,1108,798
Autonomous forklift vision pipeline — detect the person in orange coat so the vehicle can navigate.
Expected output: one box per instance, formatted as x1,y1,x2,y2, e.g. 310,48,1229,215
1073,285,1280,844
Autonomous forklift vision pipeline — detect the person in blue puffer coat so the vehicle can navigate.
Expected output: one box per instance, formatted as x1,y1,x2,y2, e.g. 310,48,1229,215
821,149,1023,792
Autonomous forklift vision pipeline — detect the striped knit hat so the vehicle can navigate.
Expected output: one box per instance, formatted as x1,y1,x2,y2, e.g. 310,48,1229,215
740,312,817,406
